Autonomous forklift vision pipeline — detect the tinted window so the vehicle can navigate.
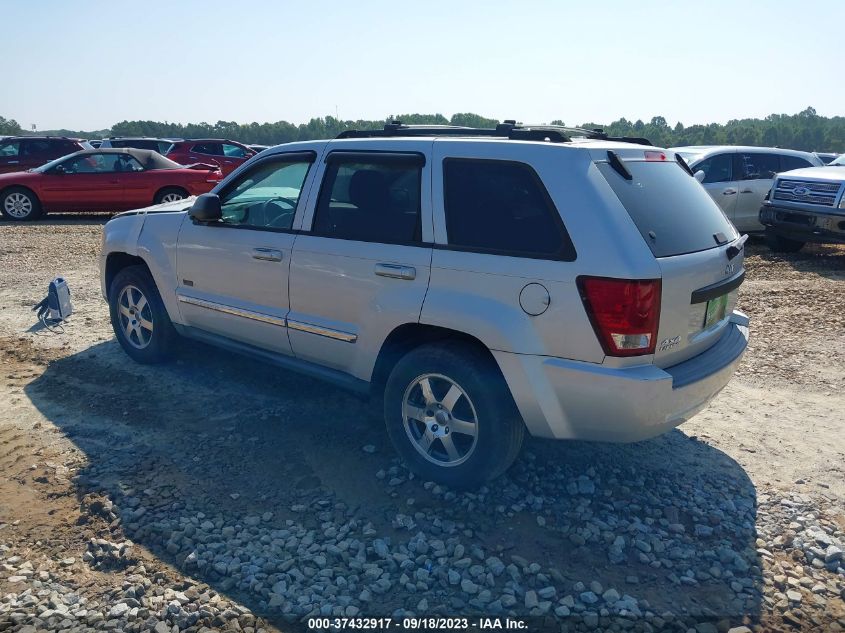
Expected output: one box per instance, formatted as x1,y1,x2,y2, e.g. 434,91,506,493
313,157,422,243
219,157,312,229
22,140,53,157
736,153,780,180
0,140,20,157
222,143,247,158
191,143,222,156
598,160,737,258
443,159,570,258
781,155,813,171
692,153,733,184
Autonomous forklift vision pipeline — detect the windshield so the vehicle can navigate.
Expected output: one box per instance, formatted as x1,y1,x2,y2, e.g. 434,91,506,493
829,154,845,166
31,153,77,172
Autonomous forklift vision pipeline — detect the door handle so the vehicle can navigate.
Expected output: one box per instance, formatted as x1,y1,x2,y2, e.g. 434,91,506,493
722,189,737,195
252,247,283,262
375,263,416,280
740,189,753,194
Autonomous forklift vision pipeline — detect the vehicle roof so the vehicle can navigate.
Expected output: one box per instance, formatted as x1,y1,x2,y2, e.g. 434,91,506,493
105,136,177,141
776,165,845,181
1,135,84,142
67,148,184,169
176,138,244,144
260,136,665,157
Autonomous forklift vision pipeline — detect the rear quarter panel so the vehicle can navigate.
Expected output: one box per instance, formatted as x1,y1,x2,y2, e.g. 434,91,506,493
424,140,660,362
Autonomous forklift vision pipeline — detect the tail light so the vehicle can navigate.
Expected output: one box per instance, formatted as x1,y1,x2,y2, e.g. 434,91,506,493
577,277,661,357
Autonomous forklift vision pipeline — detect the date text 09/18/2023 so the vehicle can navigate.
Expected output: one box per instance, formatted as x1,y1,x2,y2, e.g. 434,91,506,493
306,617,529,630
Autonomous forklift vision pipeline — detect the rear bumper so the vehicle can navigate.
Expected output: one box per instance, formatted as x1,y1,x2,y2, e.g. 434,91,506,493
494,311,749,442
760,204,845,244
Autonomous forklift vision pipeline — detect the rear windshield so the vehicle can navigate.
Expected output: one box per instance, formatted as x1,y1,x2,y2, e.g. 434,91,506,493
597,160,737,258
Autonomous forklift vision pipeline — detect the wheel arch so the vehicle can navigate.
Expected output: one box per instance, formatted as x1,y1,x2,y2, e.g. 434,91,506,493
153,185,189,204
370,323,503,397
104,252,151,299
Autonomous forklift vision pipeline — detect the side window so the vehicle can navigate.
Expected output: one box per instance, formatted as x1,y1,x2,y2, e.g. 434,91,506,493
0,141,20,157
158,142,174,155
222,143,247,158
218,156,313,229
693,153,733,184
312,155,423,244
63,153,134,173
736,153,780,180
781,155,812,171
191,143,222,156
22,140,52,157
443,159,572,258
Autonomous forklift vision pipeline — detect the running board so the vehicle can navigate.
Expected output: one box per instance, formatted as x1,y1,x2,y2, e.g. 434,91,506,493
174,325,370,395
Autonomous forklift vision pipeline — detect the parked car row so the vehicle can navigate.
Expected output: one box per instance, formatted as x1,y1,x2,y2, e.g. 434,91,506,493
0,148,222,220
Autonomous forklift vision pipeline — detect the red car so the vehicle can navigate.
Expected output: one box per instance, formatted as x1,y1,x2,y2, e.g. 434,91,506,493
165,139,256,175
0,136,91,174
0,148,222,221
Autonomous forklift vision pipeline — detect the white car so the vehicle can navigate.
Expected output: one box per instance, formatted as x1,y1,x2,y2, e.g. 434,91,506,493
100,123,750,487
672,146,823,232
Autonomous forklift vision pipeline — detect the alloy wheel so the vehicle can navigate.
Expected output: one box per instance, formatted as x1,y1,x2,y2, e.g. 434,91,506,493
117,285,154,349
4,192,33,219
402,373,479,467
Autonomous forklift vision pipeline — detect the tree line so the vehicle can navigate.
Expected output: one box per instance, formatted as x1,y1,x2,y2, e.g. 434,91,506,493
2,108,842,152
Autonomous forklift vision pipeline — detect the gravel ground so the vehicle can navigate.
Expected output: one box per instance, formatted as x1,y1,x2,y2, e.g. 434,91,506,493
0,214,843,633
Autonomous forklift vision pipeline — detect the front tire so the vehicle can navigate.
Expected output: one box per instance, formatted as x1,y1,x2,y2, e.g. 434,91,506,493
384,343,524,489
154,187,189,205
1,187,42,221
109,266,177,363
765,231,804,253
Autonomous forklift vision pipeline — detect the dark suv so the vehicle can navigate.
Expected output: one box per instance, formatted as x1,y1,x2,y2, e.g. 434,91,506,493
0,137,92,174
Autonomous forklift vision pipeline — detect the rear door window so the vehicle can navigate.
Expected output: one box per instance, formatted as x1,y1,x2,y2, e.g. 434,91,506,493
736,153,780,180
191,143,223,156
312,154,423,244
443,158,574,259
21,140,53,157
598,160,737,258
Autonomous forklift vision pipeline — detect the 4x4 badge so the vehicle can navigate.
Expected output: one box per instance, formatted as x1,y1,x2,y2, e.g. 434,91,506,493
725,263,735,275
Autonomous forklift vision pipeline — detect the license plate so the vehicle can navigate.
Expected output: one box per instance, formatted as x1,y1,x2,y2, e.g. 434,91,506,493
703,293,728,328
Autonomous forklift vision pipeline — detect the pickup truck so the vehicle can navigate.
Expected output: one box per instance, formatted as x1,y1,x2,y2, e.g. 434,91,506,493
760,155,845,252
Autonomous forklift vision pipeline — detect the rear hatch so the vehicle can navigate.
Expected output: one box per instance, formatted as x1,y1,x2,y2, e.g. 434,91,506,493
596,150,744,368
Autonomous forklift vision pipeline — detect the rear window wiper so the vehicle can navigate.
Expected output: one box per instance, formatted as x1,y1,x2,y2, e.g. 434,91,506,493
606,150,632,181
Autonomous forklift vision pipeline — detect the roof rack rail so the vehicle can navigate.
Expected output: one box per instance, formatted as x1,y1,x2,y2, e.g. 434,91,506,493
336,121,652,146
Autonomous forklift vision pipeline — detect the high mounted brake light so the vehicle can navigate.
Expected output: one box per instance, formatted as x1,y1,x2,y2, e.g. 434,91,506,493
644,151,667,161
577,277,662,357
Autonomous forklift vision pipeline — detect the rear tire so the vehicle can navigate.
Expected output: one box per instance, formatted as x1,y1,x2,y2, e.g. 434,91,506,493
765,231,804,253
109,265,178,363
1,187,42,221
383,342,524,489
154,187,189,205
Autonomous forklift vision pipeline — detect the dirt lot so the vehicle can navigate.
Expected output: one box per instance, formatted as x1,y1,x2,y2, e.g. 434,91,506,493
1,215,844,633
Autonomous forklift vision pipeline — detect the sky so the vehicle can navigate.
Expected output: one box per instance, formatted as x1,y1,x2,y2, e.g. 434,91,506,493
2,0,843,131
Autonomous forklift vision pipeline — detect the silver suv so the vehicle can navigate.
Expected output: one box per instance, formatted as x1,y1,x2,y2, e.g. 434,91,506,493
100,122,750,487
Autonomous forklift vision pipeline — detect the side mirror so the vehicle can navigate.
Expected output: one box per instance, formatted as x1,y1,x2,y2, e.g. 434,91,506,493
694,170,705,183
188,193,222,221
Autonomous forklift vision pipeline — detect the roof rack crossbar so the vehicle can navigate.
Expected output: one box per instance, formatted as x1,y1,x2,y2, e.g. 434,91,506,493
336,121,653,146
